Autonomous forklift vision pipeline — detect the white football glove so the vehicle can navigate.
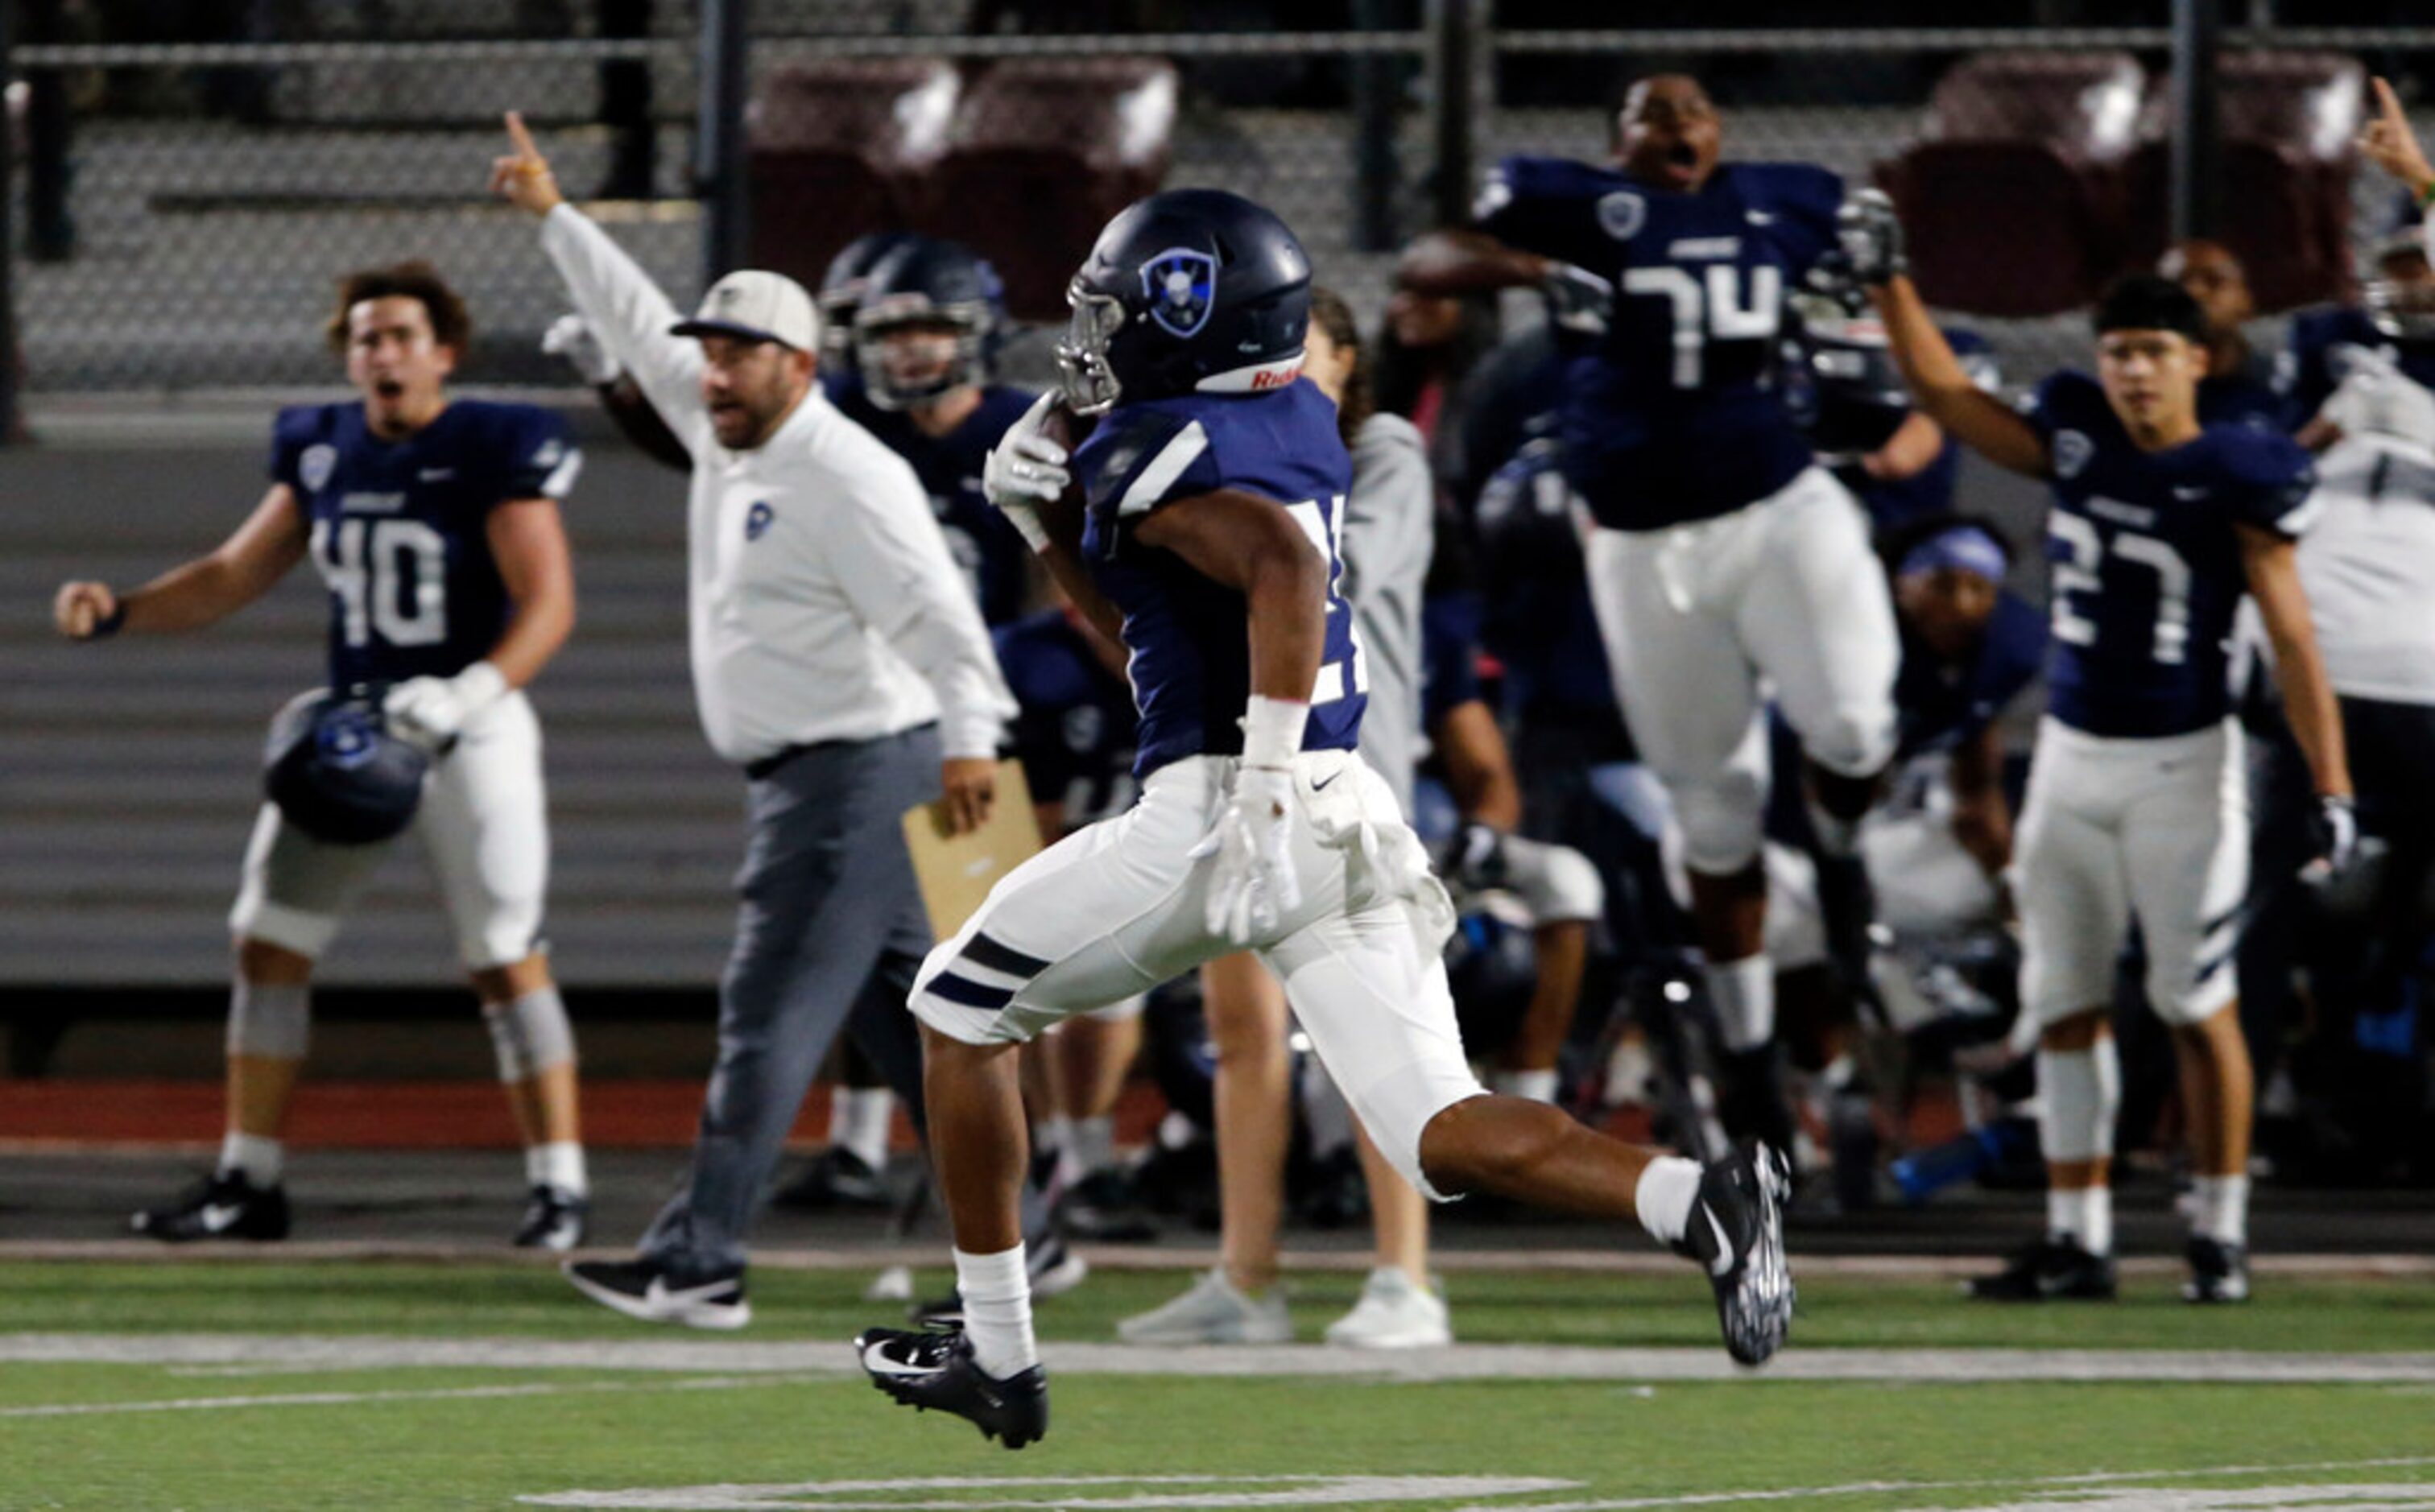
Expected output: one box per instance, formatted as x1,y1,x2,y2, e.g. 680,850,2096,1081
1836,188,1908,286
542,312,621,386
982,391,1072,553
2320,346,2435,452
382,662,508,754
1541,262,1614,337
1191,765,1301,945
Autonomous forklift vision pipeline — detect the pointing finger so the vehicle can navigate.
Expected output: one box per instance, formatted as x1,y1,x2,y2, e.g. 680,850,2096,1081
504,110,541,161
2374,76,2408,129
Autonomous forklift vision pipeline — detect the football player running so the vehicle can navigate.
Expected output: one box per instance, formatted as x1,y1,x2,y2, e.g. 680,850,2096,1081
852,189,1793,1451
1398,74,1900,1161
53,262,591,1250
1847,195,2355,1305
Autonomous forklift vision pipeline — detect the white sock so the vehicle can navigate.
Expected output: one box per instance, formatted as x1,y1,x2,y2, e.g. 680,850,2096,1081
2046,1185,2113,1256
525,1140,588,1196
954,1245,1038,1378
1493,1068,1561,1103
832,1088,895,1171
1060,1114,1116,1183
1633,1156,1703,1246
1705,954,1776,1054
2191,1174,2250,1247
2036,1039,2119,1163
220,1131,283,1187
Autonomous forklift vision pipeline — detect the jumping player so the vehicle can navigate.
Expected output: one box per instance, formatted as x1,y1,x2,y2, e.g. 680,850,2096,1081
852,188,1793,1449
1398,73,1900,1157
52,262,590,1250
1849,194,2355,1304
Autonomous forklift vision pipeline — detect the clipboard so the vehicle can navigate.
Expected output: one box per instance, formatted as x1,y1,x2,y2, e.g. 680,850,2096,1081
902,758,1045,939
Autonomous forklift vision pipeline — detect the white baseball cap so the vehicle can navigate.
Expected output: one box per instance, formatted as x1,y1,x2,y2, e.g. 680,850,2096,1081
670,269,821,352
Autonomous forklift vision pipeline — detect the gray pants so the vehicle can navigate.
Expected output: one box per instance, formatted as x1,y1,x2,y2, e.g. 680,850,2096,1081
642,725,940,1282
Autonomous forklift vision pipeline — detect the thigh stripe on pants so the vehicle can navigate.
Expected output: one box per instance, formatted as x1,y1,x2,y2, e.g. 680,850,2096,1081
963,933,1052,977
926,972,1017,1010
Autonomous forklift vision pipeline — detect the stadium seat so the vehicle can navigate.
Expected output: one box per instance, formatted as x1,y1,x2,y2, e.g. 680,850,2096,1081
1878,52,2144,317
2121,53,2365,311
914,58,1178,321
745,59,960,291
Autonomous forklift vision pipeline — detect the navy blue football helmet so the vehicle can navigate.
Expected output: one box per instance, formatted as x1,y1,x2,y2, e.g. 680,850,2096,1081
1783,291,1913,462
817,231,920,374
2366,198,2435,341
852,235,1006,410
1055,188,1311,415
263,688,430,845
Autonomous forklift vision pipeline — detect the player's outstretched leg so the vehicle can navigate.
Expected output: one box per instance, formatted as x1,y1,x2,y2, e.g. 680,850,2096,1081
1416,1094,1794,1366
855,1027,1050,1449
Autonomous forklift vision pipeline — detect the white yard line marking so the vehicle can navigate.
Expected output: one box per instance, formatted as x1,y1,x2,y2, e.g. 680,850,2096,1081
1461,1455,2435,1510
0,1373,829,1420
4,1334,2435,1385
0,1240,2429,1279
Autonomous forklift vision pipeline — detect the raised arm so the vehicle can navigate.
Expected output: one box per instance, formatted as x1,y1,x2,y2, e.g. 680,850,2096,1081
1397,229,1550,299
54,484,308,640
1870,275,2050,478
494,112,708,440
2359,76,2435,209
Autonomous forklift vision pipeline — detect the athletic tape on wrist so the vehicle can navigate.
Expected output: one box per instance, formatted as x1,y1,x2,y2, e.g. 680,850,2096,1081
1239,696,1308,769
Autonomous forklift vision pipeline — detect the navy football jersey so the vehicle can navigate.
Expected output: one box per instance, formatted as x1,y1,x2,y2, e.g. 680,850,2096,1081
1894,590,2045,762
2027,372,2317,738
994,608,1139,828
2197,369,2284,434
1074,382,1364,778
2276,306,2435,432
1476,156,1844,531
271,399,579,690
1420,591,1486,733
833,381,1036,626
1471,440,1623,733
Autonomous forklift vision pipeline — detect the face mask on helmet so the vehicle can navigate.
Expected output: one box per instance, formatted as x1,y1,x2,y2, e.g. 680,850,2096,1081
1056,280,1130,415
1785,295,1913,461
2367,245,2435,341
853,293,989,411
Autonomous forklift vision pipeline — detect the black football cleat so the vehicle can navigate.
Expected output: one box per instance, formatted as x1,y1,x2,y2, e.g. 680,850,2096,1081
564,1258,751,1330
515,1184,589,1253
1058,1169,1159,1243
856,1324,1048,1449
130,1169,290,1242
2183,1236,2251,1304
1965,1237,2119,1302
1672,1142,1795,1366
771,1147,892,1211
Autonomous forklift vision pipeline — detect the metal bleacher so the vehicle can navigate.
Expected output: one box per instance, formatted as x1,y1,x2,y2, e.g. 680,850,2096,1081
2,432,743,989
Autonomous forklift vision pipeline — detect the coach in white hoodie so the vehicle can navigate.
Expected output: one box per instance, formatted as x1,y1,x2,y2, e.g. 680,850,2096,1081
495,114,1015,1327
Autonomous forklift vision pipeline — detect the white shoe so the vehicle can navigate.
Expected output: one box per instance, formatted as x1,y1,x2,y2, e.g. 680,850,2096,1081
1323,1266,1452,1349
1116,1267,1291,1345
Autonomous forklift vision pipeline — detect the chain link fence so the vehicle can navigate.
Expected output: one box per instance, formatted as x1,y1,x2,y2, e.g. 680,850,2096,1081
6,7,2435,397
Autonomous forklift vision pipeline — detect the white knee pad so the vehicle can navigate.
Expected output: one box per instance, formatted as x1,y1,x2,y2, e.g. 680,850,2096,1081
483,986,578,1082
1801,710,1898,783
1705,954,1776,1054
229,900,339,964
2036,1038,2120,1163
1666,765,1768,877
1501,836,1604,925
227,980,311,1060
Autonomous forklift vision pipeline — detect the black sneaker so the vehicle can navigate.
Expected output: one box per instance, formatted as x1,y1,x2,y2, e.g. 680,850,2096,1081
1965,1237,2118,1302
771,1146,892,1211
1672,1142,1795,1366
2183,1236,2251,1304
515,1184,589,1253
1059,1168,1159,1243
130,1169,290,1242
911,1231,1089,1324
564,1258,751,1330
856,1324,1048,1449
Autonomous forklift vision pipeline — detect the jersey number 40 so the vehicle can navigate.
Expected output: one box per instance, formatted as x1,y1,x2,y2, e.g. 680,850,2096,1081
312,517,449,649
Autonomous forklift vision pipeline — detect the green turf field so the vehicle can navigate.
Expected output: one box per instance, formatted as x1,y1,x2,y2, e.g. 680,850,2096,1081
3,1262,2432,1510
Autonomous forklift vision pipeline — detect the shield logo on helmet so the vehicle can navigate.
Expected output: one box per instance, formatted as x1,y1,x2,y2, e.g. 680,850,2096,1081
1140,248,1217,338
